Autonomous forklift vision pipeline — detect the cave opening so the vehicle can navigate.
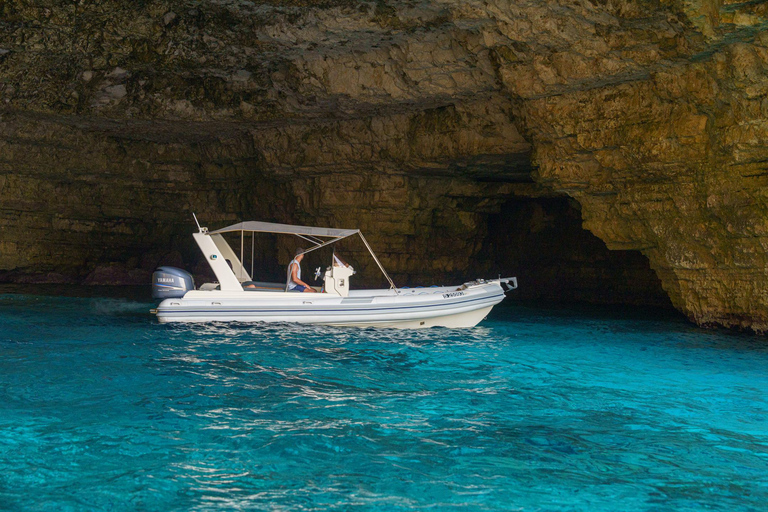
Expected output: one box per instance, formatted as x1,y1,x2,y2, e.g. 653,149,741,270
478,197,673,309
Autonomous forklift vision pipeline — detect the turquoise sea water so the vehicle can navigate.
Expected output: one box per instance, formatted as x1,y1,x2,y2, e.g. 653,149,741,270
1,291,767,511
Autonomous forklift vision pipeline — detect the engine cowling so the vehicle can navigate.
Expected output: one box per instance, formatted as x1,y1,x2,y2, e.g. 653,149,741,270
152,266,195,299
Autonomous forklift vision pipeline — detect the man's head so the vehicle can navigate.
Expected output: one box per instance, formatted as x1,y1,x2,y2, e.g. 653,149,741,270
295,248,305,261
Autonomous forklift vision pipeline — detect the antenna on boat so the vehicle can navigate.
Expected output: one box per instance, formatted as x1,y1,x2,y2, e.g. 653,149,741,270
192,213,205,233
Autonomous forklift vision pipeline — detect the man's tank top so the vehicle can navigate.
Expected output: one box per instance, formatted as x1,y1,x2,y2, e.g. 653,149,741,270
287,258,301,290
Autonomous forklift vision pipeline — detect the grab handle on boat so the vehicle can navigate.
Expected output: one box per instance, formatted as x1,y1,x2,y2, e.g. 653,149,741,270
500,277,518,291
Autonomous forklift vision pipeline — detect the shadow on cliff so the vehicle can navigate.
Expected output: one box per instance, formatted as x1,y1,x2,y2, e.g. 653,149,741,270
477,197,674,309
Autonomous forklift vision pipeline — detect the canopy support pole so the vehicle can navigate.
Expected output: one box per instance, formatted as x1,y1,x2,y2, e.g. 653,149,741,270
240,230,244,281
295,231,397,291
298,232,359,256
296,234,324,247
358,232,398,291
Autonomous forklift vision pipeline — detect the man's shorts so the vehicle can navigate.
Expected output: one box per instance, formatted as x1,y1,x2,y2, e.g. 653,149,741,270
291,285,308,292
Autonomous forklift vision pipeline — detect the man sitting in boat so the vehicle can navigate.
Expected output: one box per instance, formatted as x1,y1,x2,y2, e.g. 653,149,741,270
288,248,317,293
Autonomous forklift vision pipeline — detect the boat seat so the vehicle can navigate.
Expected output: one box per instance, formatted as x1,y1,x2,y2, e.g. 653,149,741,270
242,281,285,291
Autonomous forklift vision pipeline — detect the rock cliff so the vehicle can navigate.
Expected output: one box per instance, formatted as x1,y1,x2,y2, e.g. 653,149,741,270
1,0,766,330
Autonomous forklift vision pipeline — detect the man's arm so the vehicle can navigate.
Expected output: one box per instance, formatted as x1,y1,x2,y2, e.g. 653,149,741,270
291,263,311,288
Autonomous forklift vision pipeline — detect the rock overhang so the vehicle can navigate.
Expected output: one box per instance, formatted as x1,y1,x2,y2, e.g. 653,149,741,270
1,0,768,331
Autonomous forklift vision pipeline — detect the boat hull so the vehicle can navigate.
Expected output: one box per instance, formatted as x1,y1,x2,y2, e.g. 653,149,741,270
154,282,508,328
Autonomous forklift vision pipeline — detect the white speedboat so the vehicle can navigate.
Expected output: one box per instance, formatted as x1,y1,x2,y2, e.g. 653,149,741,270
150,218,516,328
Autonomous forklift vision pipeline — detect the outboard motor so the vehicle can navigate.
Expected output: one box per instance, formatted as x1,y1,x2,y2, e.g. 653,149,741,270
152,266,195,299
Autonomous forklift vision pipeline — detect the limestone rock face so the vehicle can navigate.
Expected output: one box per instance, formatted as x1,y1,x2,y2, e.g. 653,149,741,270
1,0,767,330
512,15,768,331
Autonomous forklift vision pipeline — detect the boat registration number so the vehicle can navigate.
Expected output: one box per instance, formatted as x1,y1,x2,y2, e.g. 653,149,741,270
443,291,465,299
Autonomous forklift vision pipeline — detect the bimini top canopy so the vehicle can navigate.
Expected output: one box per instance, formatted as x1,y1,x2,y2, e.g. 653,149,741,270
211,221,358,238
200,217,396,291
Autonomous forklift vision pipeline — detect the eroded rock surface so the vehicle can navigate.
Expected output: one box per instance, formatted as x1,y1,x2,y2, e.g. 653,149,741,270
1,0,767,330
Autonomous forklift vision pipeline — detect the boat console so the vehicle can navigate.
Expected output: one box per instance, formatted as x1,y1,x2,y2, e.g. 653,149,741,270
323,264,355,297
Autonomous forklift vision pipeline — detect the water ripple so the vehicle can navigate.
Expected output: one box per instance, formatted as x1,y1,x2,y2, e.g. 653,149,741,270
1,297,767,510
